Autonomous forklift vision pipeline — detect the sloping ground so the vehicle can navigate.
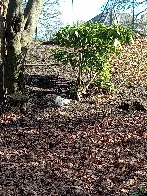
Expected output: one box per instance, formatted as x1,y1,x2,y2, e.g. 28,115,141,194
0,36,147,195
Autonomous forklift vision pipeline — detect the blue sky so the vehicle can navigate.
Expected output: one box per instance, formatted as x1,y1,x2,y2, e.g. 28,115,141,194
60,0,107,25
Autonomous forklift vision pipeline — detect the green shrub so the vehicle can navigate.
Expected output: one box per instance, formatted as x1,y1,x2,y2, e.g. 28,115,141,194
52,22,133,92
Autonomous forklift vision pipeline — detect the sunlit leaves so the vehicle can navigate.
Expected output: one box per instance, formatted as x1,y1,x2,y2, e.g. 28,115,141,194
52,22,133,89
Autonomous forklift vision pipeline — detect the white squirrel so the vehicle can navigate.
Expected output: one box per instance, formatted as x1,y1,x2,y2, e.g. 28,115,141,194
55,96,70,107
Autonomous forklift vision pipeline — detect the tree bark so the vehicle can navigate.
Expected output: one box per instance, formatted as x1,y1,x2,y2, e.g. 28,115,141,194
0,0,45,112
0,1,7,102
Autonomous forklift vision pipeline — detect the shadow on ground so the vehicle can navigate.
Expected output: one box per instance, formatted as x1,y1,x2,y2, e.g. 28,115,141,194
25,74,78,99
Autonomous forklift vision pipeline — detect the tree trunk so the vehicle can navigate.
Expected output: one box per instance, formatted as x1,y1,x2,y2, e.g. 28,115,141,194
0,1,6,102
0,0,45,112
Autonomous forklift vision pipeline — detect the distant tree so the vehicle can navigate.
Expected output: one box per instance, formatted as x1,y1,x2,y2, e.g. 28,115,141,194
0,0,45,111
101,0,147,29
21,0,62,40
36,0,63,40
102,0,140,12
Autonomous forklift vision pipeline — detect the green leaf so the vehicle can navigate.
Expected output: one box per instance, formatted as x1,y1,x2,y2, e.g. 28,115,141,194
52,23,133,92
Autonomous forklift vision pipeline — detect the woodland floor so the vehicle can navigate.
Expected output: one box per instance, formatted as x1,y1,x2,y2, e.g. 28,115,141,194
0,35,147,196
